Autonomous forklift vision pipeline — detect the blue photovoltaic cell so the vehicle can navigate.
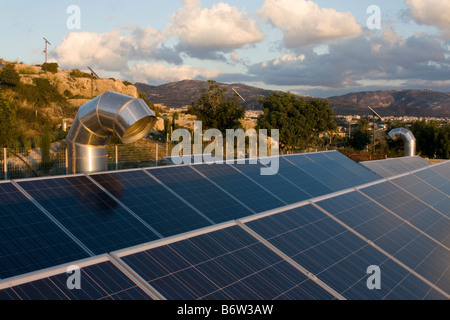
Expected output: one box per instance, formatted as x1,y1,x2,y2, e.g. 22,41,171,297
245,203,447,300
413,168,450,196
191,163,285,213
272,156,334,197
0,261,151,300
90,170,212,237
120,225,335,300
359,181,450,247
430,161,450,181
322,151,382,183
282,154,350,193
361,156,431,178
17,176,159,255
232,161,310,205
390,174,450,218
0,182,89,279
316,190,450,295
147,166,253,223
304,152,370,187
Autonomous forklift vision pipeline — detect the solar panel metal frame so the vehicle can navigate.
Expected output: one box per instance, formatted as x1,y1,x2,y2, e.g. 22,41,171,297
0,254,159,300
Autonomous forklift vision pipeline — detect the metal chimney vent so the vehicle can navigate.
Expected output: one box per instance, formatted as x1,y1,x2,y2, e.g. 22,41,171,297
66,91,156,174
388,128,416,157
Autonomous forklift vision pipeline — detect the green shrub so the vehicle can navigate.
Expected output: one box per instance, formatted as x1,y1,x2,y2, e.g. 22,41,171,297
70,69,93,78
42,62,59,73
0,68,20,87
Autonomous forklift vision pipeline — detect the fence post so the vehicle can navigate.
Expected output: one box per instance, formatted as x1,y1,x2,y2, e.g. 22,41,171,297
3,147,7,180
115,145,118,171
65,147,69,175
156,143,158,167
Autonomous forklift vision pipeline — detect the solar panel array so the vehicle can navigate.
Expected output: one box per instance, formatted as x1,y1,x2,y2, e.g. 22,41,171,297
0,151,449,300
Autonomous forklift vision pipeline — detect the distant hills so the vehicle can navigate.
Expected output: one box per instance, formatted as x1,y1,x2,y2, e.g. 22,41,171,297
136,80,450,117
135,80,274,111
328,89,450,117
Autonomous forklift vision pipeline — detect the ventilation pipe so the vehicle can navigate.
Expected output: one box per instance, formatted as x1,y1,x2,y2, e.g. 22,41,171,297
66,91,156,174
388,128,416,157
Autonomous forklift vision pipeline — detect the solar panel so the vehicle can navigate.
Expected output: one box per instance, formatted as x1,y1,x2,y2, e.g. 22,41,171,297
244,202,447,299
115,224,336,300
191,163,285,213
274,156,334,196
282,154,351,193
16,176,160,255
304,152,372,186
359,181,450,247
90,169,213,237
316,190,450,296
389,173,450,217
147,166,254,223
322,151,382,183
0,256,153,300
360,156,431,178
413,167,450,196
231,161,310,205
430,161,450,180
0,182,90,279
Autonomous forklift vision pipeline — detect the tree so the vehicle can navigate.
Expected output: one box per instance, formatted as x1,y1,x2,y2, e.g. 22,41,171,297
256,92,335,151
0,94,19,147
348,119,371,151
188,80,245,132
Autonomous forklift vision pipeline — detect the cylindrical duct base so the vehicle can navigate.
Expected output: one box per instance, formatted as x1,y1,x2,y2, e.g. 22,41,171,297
67,143,108,174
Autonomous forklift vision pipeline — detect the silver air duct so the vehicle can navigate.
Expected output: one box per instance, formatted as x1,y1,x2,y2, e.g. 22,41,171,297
66,91,156,174
388,128,416,157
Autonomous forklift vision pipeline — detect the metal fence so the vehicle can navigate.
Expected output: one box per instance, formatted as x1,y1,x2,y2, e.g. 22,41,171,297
1,139,336,181
0,141,171,180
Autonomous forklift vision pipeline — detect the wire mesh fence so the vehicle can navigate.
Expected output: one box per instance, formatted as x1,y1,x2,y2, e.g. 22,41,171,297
0,140,172,181
0,138,336,181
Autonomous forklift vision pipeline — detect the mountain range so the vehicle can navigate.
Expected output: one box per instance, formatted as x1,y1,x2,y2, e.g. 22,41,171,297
136,80,450,117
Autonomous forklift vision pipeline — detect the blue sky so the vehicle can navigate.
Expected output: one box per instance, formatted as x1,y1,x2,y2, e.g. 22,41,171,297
1,0,450,97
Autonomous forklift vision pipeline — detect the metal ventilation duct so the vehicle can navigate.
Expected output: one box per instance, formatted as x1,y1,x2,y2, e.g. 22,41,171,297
388,128,416,157
66,91,156,174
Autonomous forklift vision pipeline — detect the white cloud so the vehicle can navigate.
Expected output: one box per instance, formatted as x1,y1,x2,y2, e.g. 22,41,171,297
170,0,265,56
124,63,222,84
258,0,362,47
53,27,181,72
54,30,129,71
406,0,450,39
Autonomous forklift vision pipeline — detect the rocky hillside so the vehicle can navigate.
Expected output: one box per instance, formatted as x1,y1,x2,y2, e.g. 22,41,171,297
328,89,450,117
12,62,138,108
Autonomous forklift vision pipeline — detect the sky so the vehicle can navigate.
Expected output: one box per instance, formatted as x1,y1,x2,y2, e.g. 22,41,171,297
1,0,450,98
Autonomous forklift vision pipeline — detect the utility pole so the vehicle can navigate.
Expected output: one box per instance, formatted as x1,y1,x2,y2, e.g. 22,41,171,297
43,38,51,71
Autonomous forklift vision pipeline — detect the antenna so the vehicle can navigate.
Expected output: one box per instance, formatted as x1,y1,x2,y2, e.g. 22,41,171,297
87,67,100,98
232,88,245,102
43,37,51,70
